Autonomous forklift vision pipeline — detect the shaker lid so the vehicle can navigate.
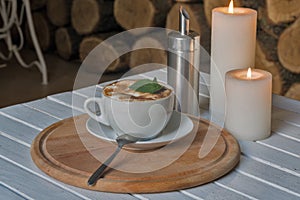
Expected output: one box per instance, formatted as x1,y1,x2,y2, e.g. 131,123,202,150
180,6,189,35
168,6,200,51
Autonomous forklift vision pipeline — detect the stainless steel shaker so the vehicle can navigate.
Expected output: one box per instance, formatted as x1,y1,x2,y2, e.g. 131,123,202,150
167,6,200,116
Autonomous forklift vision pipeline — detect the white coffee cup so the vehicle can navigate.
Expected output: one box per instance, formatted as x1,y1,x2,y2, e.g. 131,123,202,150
84,80,174,139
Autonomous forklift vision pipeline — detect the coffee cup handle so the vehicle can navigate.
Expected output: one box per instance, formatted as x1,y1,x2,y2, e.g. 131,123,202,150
84,97,110,126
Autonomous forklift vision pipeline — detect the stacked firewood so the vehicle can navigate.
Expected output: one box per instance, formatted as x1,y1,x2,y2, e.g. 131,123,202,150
27,0,300,100
27,0,173,73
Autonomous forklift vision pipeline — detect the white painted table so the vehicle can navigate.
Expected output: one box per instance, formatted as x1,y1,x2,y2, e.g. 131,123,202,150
1,69,299,200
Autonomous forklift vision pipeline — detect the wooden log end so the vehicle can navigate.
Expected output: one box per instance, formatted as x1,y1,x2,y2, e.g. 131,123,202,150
79,36,102,62
71,0,101,35
266,0,300,24
79,34,129,73
47,0,72,26
71,0,118,35
55,27,81,60
25,12,55,52
129,36,167,69
278,18,300,74
114,0,172,30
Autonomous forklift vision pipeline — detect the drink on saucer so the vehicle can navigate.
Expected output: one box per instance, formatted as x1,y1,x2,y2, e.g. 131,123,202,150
84,78,174,139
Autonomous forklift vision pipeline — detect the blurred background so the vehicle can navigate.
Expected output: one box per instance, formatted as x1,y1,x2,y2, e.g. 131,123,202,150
1,0,300,108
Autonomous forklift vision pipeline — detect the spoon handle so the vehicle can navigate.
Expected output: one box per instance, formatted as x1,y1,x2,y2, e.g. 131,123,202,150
87,146,122,186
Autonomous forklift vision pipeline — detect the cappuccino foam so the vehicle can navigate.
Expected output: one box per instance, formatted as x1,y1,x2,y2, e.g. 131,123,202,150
103,80,172,101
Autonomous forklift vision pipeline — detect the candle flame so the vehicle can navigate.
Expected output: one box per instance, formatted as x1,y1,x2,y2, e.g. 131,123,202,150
228,0,234,14
247,68,252,79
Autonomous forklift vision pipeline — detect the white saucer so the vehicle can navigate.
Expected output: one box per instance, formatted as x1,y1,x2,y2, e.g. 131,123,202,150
86,111,194,150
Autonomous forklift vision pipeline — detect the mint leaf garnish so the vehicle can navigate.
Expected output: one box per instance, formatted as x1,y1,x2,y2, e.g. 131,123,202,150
129,78,163,94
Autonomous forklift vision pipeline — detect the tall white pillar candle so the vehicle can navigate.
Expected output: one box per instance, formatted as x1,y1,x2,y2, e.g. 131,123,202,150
225,68,272,141
210,2,257,122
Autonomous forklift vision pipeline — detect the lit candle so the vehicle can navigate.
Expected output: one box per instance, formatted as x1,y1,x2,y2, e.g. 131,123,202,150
225,68,272,141
210,0,257,122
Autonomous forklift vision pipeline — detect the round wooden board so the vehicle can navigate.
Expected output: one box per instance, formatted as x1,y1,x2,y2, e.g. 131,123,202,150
31,114,240,193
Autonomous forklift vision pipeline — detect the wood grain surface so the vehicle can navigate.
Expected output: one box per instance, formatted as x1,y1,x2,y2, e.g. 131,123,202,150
31,114,240,193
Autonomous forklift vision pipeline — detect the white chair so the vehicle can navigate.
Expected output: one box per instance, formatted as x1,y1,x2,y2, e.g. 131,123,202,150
0,0,48,84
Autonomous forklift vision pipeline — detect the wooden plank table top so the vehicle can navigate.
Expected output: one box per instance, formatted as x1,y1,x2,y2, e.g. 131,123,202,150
0,69,299,200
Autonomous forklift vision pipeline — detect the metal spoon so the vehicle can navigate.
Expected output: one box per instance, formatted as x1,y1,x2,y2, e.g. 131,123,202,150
87,134,141,186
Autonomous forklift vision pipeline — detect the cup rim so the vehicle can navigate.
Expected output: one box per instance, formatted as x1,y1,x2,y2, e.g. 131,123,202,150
102,79,174,103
